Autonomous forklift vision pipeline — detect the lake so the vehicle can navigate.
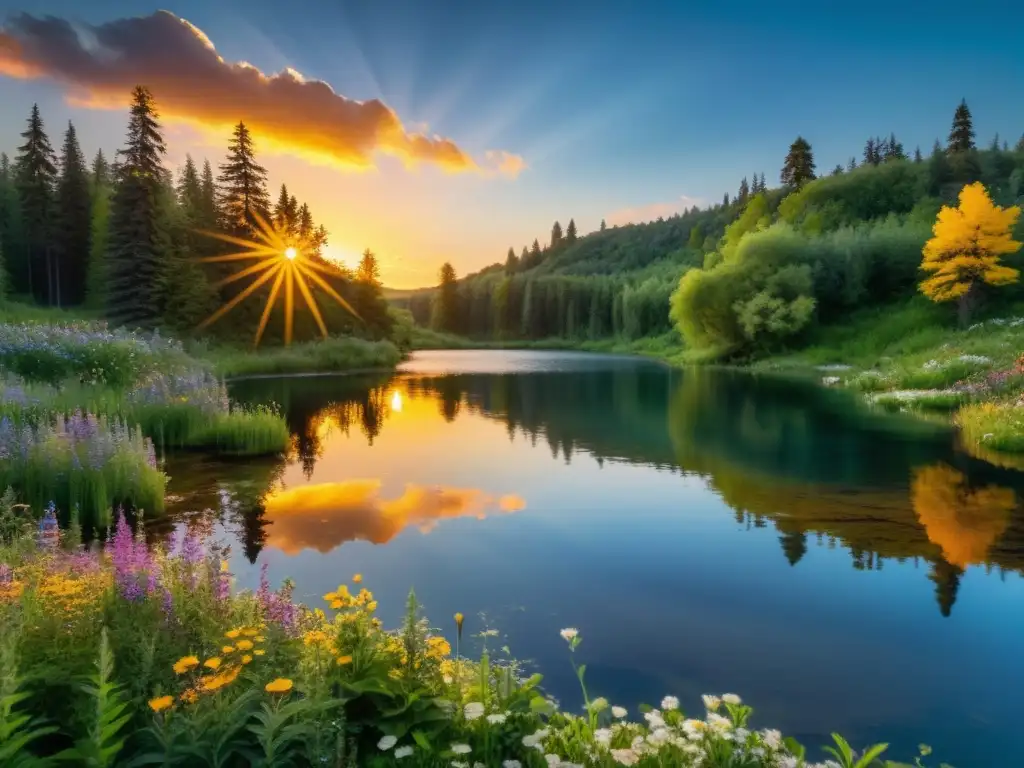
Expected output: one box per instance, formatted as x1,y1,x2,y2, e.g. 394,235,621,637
165,350,1024,767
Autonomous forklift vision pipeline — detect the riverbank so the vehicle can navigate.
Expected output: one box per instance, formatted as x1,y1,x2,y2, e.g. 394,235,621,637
0,506,933,767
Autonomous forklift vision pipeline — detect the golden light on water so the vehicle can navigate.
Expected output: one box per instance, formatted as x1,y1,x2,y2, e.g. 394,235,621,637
390,391,403,412
196,211,357,346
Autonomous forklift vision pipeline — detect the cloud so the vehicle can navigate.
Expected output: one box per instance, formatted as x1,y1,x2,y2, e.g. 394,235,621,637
605,195,703,227
261,479,526,554
0,10,524,177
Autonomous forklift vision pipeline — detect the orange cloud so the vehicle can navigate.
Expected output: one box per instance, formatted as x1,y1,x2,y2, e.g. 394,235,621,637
261,479,525,554
0,11,524,177
605,195,703,227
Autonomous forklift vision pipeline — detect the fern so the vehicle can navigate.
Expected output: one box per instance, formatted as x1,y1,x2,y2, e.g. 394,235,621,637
56,628,131,767
0,628,58,767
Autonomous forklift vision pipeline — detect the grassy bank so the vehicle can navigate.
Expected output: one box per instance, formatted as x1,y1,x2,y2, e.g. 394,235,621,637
0,504,941,768
199,336,403,378
752,298,1024,458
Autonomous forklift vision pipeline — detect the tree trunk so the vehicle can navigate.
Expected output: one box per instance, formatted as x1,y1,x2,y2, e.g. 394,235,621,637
958,281,980,327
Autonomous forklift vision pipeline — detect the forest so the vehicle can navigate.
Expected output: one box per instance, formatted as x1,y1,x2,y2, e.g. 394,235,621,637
0,86,394,346
398,100,1024,357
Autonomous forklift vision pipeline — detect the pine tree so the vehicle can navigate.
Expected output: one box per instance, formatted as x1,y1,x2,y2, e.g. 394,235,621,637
722,193,730,207
929,560,963,617
90,150,110,193
847,156,857,172
54,121,90,306
599,218,607,232
779,531,808,566
520,279,533,336
948,99,975,153
85,159,112,311
550,221,563,249
0,154,22,293
353,248,391,338
431,262,460,333
106,86,168,327
529,238,542,268
863,138,879,166
505,246,518,274
565,218,577,244
520,245,529,266
884,132,905,161
199,159,218,228
176,155,203,214
780,136,815,188
687,223,704,250
273,184,292,232
737,177,750,205
14,104,57,302
989,133,1000,152
298,203,314,242
831,164,843,176
1016,134,1024,153
914,146,923,163
759,172,766,192
927,140,953,196
218,122,270,235
157,177,217,333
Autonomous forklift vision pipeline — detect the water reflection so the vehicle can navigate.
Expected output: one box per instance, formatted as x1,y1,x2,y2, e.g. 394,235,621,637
184,362,1024,621
262,480,525,553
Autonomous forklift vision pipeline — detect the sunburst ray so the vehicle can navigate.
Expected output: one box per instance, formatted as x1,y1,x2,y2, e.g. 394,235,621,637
196,216,358,345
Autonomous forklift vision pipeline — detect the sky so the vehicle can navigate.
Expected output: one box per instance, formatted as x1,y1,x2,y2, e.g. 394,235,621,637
0,1,1023,288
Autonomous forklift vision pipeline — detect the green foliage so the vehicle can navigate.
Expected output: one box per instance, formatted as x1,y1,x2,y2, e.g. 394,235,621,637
54,123,91,307
0,625,58,767
206,336,402,378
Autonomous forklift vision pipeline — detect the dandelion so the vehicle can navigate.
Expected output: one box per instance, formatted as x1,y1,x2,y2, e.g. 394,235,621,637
265,678,293,694
254,649,266,656
236,639,254,651
722,693,741,705
486,713,507,725
336,655,353,665
203,657,222,671
612,706,627,718
377,735,397,751
395,746,414,759
242,628,259,637
353,573,363,583
173,655,199,674
222,646,235,654
451,743,471,755
148,695,173,713
559,628,578,642
225,629,241,639
241,655,252,664
464,702,485,720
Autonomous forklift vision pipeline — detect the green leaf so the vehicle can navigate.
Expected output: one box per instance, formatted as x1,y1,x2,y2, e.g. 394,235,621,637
854,743,890,768
412,730,432,752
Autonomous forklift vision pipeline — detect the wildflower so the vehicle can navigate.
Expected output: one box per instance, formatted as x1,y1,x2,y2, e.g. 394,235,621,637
241,655,253,664
702,694,721,711
180,689,199,704
522,730,548,748
545,755,560,766
661,695,679,710
222,646,235,654
721,693,741,706
366,600,377,612
610,749,639,766
612,706,627,718
643,710,665,729
242,628,259,637
378,735,398,751
395,746,414,759
464,702,485,721
203,657,222,670
707,712,732,732
486,713,507,725
148,695,173,713
254,649,266,656
225,629,241,639
761,728,782,750
454,612,464,639
173,655,199,674
594,728,612,745
236,639,254,651
589,696,608,712
254,635,265,641
682,719,707,739
336,655,353,665
265,678,293,694
559,628,578,642
353,573,363,583
451,743,471,755
303,630,328,646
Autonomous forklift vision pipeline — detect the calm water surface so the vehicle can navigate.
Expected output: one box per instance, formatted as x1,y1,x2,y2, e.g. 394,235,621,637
165,350,1024,767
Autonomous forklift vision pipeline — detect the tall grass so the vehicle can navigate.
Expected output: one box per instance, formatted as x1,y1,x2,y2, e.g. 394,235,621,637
0,413,165,531
188,405,292,456
203,337,403,378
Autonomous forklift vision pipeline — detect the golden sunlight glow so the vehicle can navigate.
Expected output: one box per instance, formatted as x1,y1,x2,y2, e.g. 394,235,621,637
390,391,403,412
197,210,358,345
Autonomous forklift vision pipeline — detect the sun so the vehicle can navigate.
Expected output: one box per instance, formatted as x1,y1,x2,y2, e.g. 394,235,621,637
195,211,358,346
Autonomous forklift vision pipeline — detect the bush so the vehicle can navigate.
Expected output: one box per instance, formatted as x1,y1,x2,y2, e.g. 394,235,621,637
212,337,403,378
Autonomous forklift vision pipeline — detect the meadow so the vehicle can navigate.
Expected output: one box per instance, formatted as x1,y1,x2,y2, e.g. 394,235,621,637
0,501,941,768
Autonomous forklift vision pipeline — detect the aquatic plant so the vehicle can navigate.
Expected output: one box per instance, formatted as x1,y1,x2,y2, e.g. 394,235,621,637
0,412,165,530
0,508,949,767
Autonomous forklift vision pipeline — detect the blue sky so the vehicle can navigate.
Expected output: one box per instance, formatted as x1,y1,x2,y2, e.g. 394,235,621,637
0,0,1022,286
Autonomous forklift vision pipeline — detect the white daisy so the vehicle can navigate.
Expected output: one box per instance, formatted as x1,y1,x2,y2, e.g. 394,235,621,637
660,695,679,711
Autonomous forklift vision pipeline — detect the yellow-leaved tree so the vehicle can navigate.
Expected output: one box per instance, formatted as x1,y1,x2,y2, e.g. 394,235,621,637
920,181,1021,325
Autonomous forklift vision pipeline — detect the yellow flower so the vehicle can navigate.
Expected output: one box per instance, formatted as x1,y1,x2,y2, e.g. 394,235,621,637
330,600,344,609
200,674,227,692
173,656,200,675
148,695,173,713
220,560,229,573
254,635,265,642
352,573,363,583
180,689,199,704
222,646,235,654
366,601,377,613
265,678,293,694
336,655,353,665
225,629,241,639
254,649,266,656
242,628,258,637
242,655,253,664
303,630,328,646
323,592,338,602
203,657,222,670
236,640,254,651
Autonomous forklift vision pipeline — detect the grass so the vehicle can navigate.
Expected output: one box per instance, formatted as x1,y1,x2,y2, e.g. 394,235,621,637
0,507,942,768
957,401,1024,453
188,405,292,456
202,336,404,378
